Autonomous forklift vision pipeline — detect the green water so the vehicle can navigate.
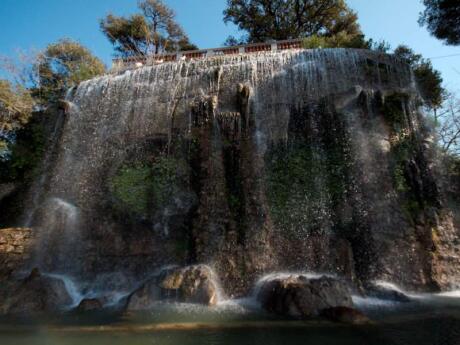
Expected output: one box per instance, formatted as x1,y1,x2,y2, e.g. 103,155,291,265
1,297,460,345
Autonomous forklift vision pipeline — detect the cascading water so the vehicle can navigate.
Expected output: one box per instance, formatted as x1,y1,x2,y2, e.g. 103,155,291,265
21,48,460,300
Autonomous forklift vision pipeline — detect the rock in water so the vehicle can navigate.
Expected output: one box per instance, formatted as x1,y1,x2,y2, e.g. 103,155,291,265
76,298,103,312
257,275,353,318
159,265,219,305
125,281,161,311
0,268,72,315
126,265,219,310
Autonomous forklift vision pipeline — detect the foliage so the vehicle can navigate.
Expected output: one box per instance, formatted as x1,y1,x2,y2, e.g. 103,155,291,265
419,0,460,46
302,32,369,49
433,92,460,157
0,49,40,89
110,156,186,218
223,35,247,47
32,39,106,105
0,80,34,160
393,45,444,109
110,165,151,216
380,93,425,220
223,0,362,44
0,111,46,182
100,0,197,57
0,80,34,132
266,137,349,237
100,14,151,57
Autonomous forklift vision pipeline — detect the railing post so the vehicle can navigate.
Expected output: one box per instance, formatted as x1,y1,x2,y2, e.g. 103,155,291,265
271,43,278,52
239,47,245,54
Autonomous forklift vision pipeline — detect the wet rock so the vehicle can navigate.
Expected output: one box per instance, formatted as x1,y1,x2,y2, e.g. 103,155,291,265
0,268,72,315
76,298,103,312
125,282,161,311
365,282,411,303
320,306,372,325
0,183,16,203
159,265,219,305
257,275,353,318
126,265,219,310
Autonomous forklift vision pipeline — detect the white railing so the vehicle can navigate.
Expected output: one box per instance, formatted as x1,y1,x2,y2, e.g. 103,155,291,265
111,38,303,72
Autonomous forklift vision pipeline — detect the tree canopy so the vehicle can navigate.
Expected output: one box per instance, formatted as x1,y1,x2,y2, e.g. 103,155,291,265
33,39,106,104
223,0,362,44
100,0,197,57
393,45,445,110
419,0,460,46
0,80,34,160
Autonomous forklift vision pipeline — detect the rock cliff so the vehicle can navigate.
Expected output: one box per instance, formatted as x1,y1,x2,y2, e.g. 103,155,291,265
4,48,459,297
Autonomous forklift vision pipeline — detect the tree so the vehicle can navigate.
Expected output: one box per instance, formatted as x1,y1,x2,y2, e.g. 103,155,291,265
436,92,460,157
100,0,197,57
419,0,460,46
33,39,106,104
0,80,34,160
223,0,362,44
100,14,151,57
393,45,444,110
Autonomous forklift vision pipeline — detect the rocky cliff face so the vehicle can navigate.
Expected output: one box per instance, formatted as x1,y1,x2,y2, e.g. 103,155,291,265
14,49,460,296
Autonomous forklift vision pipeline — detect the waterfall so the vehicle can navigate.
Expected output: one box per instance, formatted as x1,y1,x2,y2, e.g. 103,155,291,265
21,48,458,295
22,111,66,227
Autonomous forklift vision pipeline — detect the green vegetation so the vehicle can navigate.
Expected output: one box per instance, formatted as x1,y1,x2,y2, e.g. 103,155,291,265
223,0,362,44
381,93,409,129
110,165,151,215
0,39,104,185
302,32,369,49
0,80,34,159
150,156,183,206
110,156,187,218
381,94,424,221
419,0,460,46
0,112,47,183
393,45,444,110
100,0,197,57
33,39,106,105
266,140,347,237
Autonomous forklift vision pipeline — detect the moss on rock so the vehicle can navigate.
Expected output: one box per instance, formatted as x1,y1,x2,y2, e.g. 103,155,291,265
109,155,188,219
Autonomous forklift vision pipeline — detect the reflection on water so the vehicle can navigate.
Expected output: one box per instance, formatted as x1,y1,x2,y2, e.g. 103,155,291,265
1,295,460,345
1,318,460,345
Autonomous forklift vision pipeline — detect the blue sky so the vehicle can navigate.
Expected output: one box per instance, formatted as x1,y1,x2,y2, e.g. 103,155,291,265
0,0,459,91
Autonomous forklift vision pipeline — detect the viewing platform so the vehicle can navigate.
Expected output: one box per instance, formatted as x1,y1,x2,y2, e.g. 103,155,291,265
111,38,303,72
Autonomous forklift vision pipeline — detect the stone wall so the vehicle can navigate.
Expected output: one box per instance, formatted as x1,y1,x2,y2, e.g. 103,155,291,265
0,228,34,278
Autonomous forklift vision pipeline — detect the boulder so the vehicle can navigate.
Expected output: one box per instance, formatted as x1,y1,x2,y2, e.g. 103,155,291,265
76,298,103,312
365,282,411,303
0,268,72,315
125,282,161,311
257,275,353,318
320,307,372,325
126,265,219,310
160,265,218,305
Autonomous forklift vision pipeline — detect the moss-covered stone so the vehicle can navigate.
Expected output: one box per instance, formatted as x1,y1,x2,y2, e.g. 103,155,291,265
381,92,410,130
110,165,151,216
109,155,188,219
266,143,331,237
